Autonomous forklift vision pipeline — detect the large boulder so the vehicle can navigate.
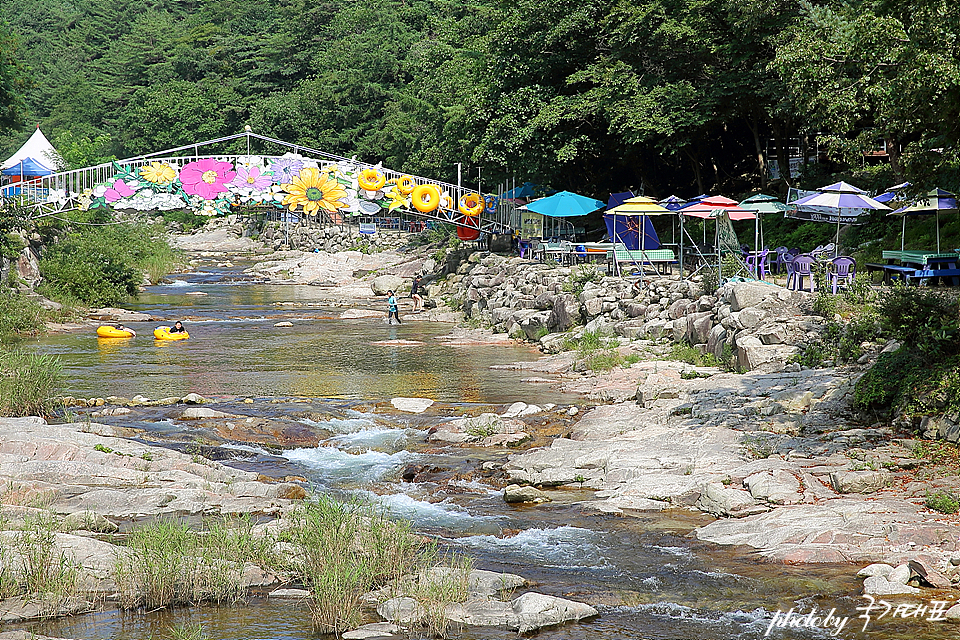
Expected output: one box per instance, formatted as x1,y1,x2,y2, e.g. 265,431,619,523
548,294,581,331
371,275,405,295
829,470,889,494
695,482,769,518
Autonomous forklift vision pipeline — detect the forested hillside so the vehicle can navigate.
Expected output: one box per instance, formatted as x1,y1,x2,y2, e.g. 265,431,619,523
1,0,959,198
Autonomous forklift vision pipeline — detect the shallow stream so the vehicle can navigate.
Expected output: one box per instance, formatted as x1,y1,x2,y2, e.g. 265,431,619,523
15,261,958,639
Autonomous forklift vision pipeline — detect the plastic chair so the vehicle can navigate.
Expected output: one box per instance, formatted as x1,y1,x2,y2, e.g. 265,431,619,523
771,246,789,274
745,249,770,279
829,256,856,294
787,254,816,292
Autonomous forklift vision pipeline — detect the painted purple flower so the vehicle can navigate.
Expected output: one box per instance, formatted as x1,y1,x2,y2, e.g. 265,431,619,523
269,157,304,184
180,158,236,200
230,165,273,191
103,179,135,203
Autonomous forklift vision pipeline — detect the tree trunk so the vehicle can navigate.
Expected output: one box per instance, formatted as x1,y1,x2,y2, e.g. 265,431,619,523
746,112,768,189
772,119,793,188
685,148,704,194
886,135,902,180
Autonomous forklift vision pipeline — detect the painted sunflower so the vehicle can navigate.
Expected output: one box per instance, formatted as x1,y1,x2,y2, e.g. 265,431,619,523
281,167,348,215
140,161,177,184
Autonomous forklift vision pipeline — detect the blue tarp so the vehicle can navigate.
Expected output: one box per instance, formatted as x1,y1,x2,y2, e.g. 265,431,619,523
603,213,661,251
1,157,53,176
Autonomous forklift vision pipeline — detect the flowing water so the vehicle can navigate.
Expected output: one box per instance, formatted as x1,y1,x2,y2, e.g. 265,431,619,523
14,262,959,640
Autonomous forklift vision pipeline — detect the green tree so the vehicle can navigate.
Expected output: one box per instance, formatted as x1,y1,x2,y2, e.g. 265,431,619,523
0,21,30,132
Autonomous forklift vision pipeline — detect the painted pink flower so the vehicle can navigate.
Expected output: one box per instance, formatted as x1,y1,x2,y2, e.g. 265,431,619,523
230,165,273,191
179,158,236,200
103,179,135,203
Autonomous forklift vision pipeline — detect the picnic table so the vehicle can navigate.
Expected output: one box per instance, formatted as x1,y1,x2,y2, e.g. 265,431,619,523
870,250,960,286
606,247,677,276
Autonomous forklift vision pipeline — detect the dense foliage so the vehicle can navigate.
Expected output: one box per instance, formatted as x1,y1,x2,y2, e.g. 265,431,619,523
1,0,958,201
38,222,175,306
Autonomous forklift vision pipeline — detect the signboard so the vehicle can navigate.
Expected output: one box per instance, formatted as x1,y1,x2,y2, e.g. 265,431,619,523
521,211,543,239
359,223,376,235
785,187,868,225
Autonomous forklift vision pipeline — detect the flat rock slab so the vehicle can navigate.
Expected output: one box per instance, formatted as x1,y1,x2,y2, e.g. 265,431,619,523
342,623,402,639
695,498,960,563
391,397,435,413
341,309,384,319
0,417,304,521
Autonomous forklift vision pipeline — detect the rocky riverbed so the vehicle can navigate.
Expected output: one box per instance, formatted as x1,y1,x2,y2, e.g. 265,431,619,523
11,225,960,636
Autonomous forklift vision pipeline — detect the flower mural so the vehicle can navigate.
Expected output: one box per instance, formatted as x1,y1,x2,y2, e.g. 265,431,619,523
180,158,236,200
140,161,178,185
281,167,349,215
230,165,273,193
100,178,136,203
83,153,442,220
269,157,304,184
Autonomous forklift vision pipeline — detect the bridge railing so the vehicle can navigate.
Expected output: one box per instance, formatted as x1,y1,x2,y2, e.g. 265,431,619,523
2,132,514,233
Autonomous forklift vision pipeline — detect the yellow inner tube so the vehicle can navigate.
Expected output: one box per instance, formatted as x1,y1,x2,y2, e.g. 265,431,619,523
439,194,454,210
97,326,135,339
458,193,484,216
396,175,416,195
358,168,386,191
154,326,190,341
411,184,441,213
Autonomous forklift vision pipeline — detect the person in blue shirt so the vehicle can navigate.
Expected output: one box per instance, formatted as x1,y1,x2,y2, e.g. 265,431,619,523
387,290,401,325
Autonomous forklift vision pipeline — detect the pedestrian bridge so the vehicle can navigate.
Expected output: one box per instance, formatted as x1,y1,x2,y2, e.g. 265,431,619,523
1,131,512,236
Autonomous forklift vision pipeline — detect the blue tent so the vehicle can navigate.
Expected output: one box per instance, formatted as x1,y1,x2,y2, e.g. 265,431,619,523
502,182,539,199
1,157,53,176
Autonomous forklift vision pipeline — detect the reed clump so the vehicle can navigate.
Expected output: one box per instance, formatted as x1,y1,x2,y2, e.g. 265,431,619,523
0,348,62,417
114,515,273,610
0,512,84,615
280,495,422,634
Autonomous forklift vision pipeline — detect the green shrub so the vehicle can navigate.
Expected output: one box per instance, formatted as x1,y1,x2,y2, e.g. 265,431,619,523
161,209,206,233
0,290,46,341
562,265,602,296
877,284,960,357
668,341,721,368
114,515,272,610
926,490,960,514
584,349,624,372
0,349,62,417
39,222,179,305
853,349,921,411
282,496,421,634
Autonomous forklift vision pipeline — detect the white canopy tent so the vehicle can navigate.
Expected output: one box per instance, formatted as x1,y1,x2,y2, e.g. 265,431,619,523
1,127,63,172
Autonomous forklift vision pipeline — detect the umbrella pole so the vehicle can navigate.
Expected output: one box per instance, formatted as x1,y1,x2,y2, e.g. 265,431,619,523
679,213,685,277
937,210,941,253
754,215,760,279
901,218,905,252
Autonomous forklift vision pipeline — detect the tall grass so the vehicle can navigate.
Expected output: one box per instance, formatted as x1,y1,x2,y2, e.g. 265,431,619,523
0,289,46,340
0,513,84,614
114,515,273,609
0,349,62,417
408,553,473,638
282,496,421,633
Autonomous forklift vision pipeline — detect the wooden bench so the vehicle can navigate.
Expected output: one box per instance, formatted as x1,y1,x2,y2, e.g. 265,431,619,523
607,248,677,275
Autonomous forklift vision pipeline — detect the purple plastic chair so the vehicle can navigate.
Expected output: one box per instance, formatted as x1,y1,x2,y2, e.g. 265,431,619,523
787,254,816,292
829,256,856,294
771,246,789,274
745,249,770,280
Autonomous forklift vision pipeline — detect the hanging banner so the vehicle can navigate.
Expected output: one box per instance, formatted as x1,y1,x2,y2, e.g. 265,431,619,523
359,222,377,235
521,211,543,238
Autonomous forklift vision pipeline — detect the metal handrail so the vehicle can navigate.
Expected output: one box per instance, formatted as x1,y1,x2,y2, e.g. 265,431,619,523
1,131,513,233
